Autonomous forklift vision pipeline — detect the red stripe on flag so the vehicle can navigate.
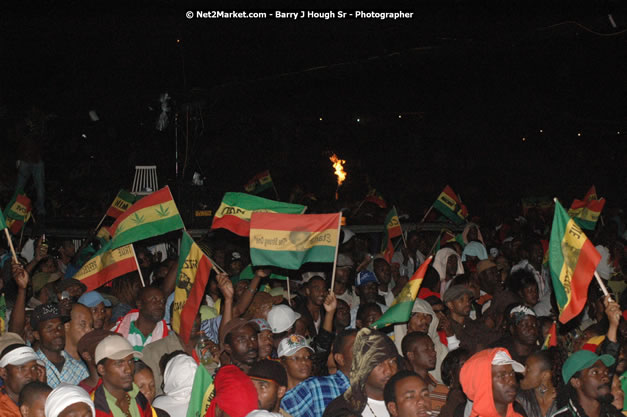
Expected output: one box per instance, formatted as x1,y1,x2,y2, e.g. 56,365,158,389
179,256,213,344
106,206,125,218
442,185,460,203
109,187,173,236
559,239,601,323
211,215,251,237
250,212,340,232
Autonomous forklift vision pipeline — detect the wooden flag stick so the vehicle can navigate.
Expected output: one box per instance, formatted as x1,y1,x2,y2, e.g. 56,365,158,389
206,256,227,275
94,213,107,232
427,229,445,256
594,271,611,299
3,229,18,263
130,244,146,287
419,205,434,224
329,213,343,292
286,278,292,307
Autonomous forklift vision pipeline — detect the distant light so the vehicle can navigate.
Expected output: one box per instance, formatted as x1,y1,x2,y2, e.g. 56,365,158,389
522,137,526,142
356,118,360,123
81,133,87,139
618,131,621,135
319,117,323,121
577,132,581,137
176,39,181,43
398,115,402,119
539,129,543,133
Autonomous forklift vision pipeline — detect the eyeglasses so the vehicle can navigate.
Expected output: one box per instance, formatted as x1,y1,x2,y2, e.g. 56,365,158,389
284,356,313,363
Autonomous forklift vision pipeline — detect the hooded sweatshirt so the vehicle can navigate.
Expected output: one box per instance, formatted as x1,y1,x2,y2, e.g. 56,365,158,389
459,348,523,417
153,354,198,417
433,248,464,294
394,298,452,383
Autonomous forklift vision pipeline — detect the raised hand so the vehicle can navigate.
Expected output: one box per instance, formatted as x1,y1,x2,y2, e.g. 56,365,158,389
323,290,338,313
11,260,29,290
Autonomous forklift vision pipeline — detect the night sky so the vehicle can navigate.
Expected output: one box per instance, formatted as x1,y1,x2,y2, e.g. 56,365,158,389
2,1,626,221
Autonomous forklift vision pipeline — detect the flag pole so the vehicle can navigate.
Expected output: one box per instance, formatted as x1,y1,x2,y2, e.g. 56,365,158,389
593,271,610,298
206,256,227,275
286,278,292,307
427,229,445,256
18,224,25,252
419,205,434,224
3,229,18,263
329,213,343,292
130,244,146,287
94,213,107,232
272,183,280,201
394,206,408,248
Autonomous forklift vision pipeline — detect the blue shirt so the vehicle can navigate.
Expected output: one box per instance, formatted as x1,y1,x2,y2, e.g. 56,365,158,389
281,370,350,417
36,350,89,388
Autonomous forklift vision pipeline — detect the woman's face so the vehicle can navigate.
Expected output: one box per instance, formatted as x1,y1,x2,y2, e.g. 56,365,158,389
282,348,313,383
519,356,545,390
134,368,156,403
258,330,274,359
521,284,539,307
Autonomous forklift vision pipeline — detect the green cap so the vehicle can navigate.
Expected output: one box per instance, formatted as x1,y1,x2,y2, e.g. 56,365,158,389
562,350,615,384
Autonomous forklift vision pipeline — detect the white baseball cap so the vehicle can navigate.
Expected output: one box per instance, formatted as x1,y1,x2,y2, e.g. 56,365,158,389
95,335,143,364
277,335,314,358
267,305,301,334
492,350,525,373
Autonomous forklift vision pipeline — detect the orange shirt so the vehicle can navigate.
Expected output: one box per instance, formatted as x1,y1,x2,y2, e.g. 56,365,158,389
0,388,22,417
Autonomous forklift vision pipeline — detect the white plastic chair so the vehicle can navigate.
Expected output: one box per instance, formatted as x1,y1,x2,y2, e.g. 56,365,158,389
131,165,158,195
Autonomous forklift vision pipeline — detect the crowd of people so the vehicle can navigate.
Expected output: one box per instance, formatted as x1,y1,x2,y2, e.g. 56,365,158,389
0,205,626,417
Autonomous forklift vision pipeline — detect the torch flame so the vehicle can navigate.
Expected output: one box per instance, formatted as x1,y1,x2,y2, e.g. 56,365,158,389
330,154,347,186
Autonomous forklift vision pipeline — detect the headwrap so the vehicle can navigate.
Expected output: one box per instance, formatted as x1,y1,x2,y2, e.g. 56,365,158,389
153,354,198,417
460,348,523,417
208,365,258,417
508,305,536,325
0,346,41,368
45,383,95,417
433,248,464,293
462,223,485,245
343,328,398,412
462,242,488,262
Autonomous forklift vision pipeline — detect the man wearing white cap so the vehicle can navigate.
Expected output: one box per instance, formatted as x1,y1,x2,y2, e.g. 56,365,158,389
0,343,44,417
267,305,301,350
93,335,155,417
44,383,95,417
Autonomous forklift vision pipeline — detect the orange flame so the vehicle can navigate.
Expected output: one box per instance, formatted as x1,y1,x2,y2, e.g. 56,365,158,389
330,154,346,186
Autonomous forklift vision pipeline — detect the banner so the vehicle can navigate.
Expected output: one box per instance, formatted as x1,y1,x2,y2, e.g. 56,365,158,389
250,212,341,270
211,192,306,237
433,186,468,224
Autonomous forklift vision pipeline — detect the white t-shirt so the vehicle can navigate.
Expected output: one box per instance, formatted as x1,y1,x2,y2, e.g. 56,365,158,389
362,398,389,417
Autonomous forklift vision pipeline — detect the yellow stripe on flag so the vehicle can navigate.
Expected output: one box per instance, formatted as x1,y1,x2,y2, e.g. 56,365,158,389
557,219,587,310
74,244,135,281
114,201,179,235
437,191,458,212
250,228,339,252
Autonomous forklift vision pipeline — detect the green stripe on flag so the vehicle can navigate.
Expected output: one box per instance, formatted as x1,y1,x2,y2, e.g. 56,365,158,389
250,246,336,270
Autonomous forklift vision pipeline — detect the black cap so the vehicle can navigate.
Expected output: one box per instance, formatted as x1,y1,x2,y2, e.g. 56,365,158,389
30,303,69,330
248,359,288,387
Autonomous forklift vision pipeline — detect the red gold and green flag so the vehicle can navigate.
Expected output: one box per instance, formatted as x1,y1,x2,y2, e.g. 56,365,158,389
172,231,214,344
105,189,139,219
186,363,215,417
73,242,137,291
371,256,433,329
3,192,32,234
211,192,306,237
433,186,468,224
250,212,342,270
365,188,387,209
568,186,606,231
549,200,601,324
541,321,557,350
244,170,274,195
108,186,184,250
381,207,402,263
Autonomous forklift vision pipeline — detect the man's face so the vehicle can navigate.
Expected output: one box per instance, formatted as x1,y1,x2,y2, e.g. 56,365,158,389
306,279,327,307
446,255,459,276
446,294,472,317
226,324,258,367
67,305,94,345
573,361,611,402
358,307,382,329
137,252,152,269
0,360,39,397
479,267,500,294
36,318,66,352
251,378,283,412
335,300,351,329
521,285,539,307
65,284,85,300
358,282,379,304
408,312,432,333
492,364,518,407
90,302,106,330
258,330,274,359
530,244,544,267
374,261,391,285
511,316,539,346
98,354,135,392
367,357,398,392
336,334,357,375
282,348,313,383
408,337,437,371
137,288,165,323
387,375,432,417
335,268,351,287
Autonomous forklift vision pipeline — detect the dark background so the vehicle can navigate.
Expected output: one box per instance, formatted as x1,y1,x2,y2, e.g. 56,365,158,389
2,1,626,224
